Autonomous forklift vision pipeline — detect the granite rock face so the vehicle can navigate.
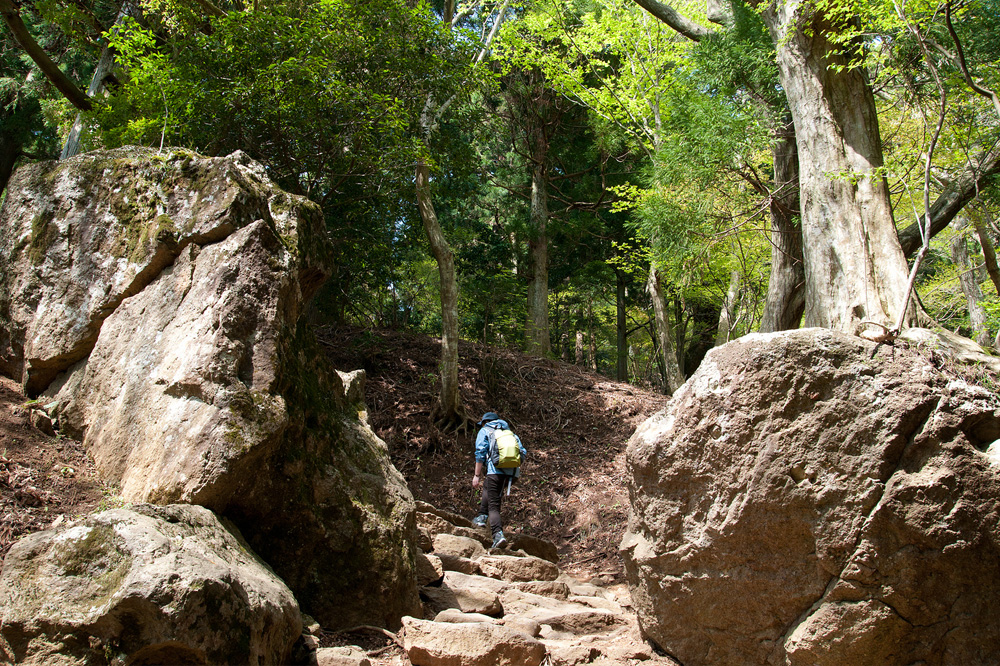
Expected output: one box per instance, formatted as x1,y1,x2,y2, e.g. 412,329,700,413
0,504,301,666
0,148,419,629
621,328,1000,666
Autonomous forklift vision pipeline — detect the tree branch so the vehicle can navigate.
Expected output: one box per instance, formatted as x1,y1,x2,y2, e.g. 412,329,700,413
630,0,713,42
898,140,1000,258
945,1,1000,119
0,0,92,110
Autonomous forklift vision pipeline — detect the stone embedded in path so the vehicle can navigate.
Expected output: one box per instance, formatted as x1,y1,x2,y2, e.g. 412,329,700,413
508,533,560,563
316,646,372,666
436,552,482,576
512,580,571,599
416,550,445,587
421,571,508,617
622,328,1000,666
432,532,486,560
433,609,497,624
402,616,546,666
499,589,626,638
417,512,492,547
416,500,474,528
0,504,300,665
478,554,560,582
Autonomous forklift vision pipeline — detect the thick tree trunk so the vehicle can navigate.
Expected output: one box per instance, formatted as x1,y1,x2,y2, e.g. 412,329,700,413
951,220,992,347
525,159,551,356
415,158,470,431
616,270,628,382
759,115,805,332
648,266,685,393
763,4,914,333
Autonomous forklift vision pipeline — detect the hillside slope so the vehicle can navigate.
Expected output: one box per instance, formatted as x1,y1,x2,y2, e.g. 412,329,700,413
319,326,671,581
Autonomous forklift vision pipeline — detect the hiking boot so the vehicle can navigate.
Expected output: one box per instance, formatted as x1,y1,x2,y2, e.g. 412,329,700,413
492,531,508,549
472,514,488,527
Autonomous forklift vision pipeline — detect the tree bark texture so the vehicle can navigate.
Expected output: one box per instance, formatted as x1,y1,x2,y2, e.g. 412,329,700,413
648,266,685,393
525,156,551,356
763,3,914,332
415,158,468,428
951,225,991,347
759,115,805,332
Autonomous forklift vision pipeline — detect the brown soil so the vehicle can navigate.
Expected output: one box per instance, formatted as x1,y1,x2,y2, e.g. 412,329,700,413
0,376,104,569
318,325,670,582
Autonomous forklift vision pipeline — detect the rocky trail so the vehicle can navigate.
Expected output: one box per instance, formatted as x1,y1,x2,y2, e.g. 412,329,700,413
311,500,678,666
1,322,673,665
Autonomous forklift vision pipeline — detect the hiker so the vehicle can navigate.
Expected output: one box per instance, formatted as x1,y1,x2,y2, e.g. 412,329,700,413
471,411,527,549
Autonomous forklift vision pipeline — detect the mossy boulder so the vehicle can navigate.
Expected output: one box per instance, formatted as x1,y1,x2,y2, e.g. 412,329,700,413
0,148,419,629
0,504,301,666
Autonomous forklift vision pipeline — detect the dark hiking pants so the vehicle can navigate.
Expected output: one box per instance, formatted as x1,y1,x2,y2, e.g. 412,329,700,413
478,473,514,537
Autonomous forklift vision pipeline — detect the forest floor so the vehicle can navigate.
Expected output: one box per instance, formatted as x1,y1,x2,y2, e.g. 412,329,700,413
0,325,669,584
0,377,104,564
317,325,671,581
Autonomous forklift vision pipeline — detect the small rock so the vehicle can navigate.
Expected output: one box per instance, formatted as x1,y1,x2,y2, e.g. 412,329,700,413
436,552,482,576
434,609,497,624
421,571,507,617
416,551,445,587
432,533,486,560
316,646,372,666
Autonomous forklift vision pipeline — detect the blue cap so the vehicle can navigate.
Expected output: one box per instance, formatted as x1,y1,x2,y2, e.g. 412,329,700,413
478,412,500,426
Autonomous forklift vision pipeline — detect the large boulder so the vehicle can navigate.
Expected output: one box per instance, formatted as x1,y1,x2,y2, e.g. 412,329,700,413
621,328,1000,666
0,148,419,628
0,504,300,665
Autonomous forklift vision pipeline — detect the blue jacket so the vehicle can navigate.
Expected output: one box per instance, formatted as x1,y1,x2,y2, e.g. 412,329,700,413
475,419,526,477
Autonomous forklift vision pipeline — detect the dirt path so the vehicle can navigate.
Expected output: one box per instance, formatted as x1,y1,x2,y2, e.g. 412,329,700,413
318,326,671,583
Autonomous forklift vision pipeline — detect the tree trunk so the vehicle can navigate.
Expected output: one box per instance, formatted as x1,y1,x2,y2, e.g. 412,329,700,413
575,329,584,365
974,216,1000,296
763,4,914,333
759,114,805,332
715,269,742,346
648,266,685,393
415,158,470,431
951,219,992,347
525,158,551,356
616,270,628,381
62,38,118,159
